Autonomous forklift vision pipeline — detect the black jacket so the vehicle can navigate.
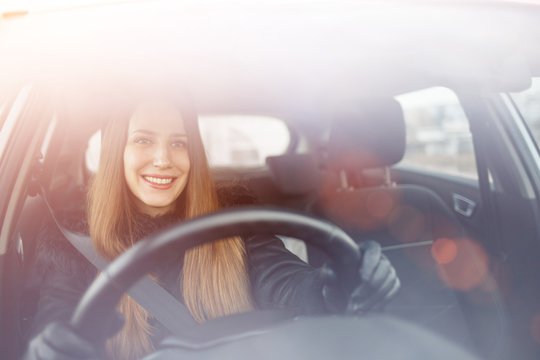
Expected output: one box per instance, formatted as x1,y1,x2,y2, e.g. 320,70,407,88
27,208,327,346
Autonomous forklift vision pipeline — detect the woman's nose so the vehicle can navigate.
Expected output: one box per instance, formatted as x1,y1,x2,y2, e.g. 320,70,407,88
152,144,171,168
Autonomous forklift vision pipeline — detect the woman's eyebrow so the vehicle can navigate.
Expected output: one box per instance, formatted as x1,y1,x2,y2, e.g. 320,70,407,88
131,130,187,137
131,129,155,135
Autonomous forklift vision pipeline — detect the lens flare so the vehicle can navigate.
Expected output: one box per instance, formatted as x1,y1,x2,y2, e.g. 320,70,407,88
431,238,457,265
532,313,540,344
366,190,394,219
388,205,426,243
319,185,399,231
436,238,488,291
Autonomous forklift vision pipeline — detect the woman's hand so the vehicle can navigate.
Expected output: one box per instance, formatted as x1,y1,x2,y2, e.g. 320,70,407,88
322,240,400,314
23,311,124,360
23,322,101,360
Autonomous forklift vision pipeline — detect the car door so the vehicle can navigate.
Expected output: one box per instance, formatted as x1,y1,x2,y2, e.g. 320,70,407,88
391,84,540,359
0,85,53,359
392,87,498,253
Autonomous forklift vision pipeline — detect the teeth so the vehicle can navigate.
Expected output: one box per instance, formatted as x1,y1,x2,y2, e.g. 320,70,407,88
144,176,173,185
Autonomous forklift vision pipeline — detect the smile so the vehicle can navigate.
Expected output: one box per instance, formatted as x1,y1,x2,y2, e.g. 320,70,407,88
143,176,176,185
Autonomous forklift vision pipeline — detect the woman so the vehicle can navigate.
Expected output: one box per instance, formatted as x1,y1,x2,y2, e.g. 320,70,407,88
24,94,399,360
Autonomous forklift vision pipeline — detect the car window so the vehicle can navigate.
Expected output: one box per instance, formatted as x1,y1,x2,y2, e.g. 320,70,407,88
396,87,477,179
0,86,32,160
85,115,291,172
0,101,7,129
510,77,540,149
199,115,290,168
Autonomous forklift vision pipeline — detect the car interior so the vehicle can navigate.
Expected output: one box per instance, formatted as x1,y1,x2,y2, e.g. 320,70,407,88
1,2,540,360
0,79,536,360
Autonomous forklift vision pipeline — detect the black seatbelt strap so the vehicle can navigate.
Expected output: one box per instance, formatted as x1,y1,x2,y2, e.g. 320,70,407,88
38,187,198,336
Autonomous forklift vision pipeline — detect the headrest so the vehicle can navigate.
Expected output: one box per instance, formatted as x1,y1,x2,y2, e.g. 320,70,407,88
327,98,406,170
266,154,320,195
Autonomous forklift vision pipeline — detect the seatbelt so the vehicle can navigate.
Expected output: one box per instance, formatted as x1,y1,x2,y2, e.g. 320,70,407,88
38,187,199,336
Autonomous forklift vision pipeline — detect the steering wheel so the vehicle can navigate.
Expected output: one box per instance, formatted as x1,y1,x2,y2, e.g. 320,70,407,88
67,207,483,360
69,207,363,346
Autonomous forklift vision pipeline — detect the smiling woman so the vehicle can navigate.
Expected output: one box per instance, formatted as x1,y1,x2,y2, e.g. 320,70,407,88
3,1,540,360
21,89,399,360
84,94,254,358
123,100,191,217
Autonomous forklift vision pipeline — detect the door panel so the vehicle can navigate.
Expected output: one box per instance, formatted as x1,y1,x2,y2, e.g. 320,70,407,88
392,167,486,240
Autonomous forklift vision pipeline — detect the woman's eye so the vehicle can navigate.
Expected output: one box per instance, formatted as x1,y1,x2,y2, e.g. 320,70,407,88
134,137,152,145
171,140,187,148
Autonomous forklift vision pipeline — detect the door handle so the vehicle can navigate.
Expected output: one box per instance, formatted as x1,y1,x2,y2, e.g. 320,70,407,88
452,193,476,217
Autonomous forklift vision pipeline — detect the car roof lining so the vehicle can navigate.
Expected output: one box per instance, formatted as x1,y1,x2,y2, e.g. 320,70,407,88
1,2,539,118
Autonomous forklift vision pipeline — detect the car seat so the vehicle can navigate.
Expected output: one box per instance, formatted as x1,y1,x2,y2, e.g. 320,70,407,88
314,97,483,350
267,98,479,352
309,98,465,259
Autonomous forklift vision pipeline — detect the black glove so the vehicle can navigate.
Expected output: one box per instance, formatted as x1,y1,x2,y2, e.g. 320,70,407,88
23,322,100,360
322,240,400,314
23,312,124,360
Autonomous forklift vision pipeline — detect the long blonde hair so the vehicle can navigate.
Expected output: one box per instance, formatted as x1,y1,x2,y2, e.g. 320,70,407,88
88,95,254,359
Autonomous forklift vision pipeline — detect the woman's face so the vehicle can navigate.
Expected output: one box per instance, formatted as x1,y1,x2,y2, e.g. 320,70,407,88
123,100,191,217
